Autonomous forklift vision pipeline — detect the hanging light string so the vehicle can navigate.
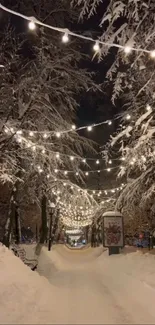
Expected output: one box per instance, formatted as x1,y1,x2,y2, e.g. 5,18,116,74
0,3,155,57
3,126,124,167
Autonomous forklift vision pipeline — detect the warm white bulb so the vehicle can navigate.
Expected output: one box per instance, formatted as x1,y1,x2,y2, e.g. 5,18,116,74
85,172,89,176
126,114,131,120
150,50,155,58
47,174,50,179
72,125,76,130
10,127,14,133
96,159,100,164
108,159,112,164
93,41,100,52
107,168,111,172
42,149,45,154
17,130,22,135
64,171,68,175
62,32,69,43
70,156,74,161
32,145,36,151
108,120,112,126
121,157,125,161
29,131,34,137
63,182,67,186
124,46,131,54
56,132,61,138
76,172,79,176
43,133,48,138
28,21,36,30
82,158,86,163
4,127,9,133
54,169,58,173
146,104,151,111
56,153,60,158
87,126,92,131
98,170,100,173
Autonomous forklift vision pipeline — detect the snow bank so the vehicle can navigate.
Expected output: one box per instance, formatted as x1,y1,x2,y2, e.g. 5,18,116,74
0,244,66,324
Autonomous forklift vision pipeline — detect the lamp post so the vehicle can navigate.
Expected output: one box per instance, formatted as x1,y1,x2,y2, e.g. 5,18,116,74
48,202,55,251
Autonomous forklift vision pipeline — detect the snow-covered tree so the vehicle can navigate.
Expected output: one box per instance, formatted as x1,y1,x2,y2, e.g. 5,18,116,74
73,0,155,231
0,0,102,244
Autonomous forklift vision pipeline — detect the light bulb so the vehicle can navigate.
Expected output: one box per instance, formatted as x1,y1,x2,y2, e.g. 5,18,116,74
121,157,125,161
56,153,60,158
4,127,9,133
56,132,61,138
29,131,34,137
85,172,89,176
54,169,58,173
64,171,68,175
108,159,112,164
126,114,131,120
98,170,100,173
146,104,151,111
70,156,74,161
43,133,48,138
17,130,22,135
47,174,50,179
28,21,36,30
150,50,155,58
107,168,111,172
93,190,95,194
124,46,131,54
87,126,92,131
39,169,43,173
71,125,76,130
108,120,112,126
42,149,45,154
105,191,107,195
96,159,100,164
63,182,67,186
93,41,100,52
76,172,79,176
82,158,86,163
62,32,69,43
10,127,14,133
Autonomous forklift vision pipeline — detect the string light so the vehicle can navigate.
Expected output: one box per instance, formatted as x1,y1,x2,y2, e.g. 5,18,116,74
108,160,112,164
42,149,45,154
126,114,131,120
150,50,155,58
87,126,92,131
107,168,111,172
0,4,154,58
93,41,100,52
108,121,112,126
124,46,131,54
76,172,79,176
70,156,74,161
64,171,68,175
29,131,34,137
43,133,48,138
28,21,36,30
62,32,69,43
71,125,76,130
85,172,89,176
56,132,61,138
10,127,14,133
47,174,50,179
56,153,60,159
54,169,58,173
82,159,86,163
16,130,22,135
96,160,100,164
146,104,151,111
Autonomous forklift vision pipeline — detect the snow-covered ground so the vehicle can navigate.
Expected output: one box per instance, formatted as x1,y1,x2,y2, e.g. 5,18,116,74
1,244,155,324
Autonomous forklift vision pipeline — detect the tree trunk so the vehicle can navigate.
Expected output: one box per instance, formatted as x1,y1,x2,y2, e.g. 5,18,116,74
39,195,48,244
14,207,21,245
2,188,17,248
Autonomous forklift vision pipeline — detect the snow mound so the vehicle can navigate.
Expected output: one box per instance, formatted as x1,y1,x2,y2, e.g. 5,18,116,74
0,244,66,324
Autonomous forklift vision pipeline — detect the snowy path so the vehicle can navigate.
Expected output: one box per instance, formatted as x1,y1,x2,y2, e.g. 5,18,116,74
37,245,155,324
